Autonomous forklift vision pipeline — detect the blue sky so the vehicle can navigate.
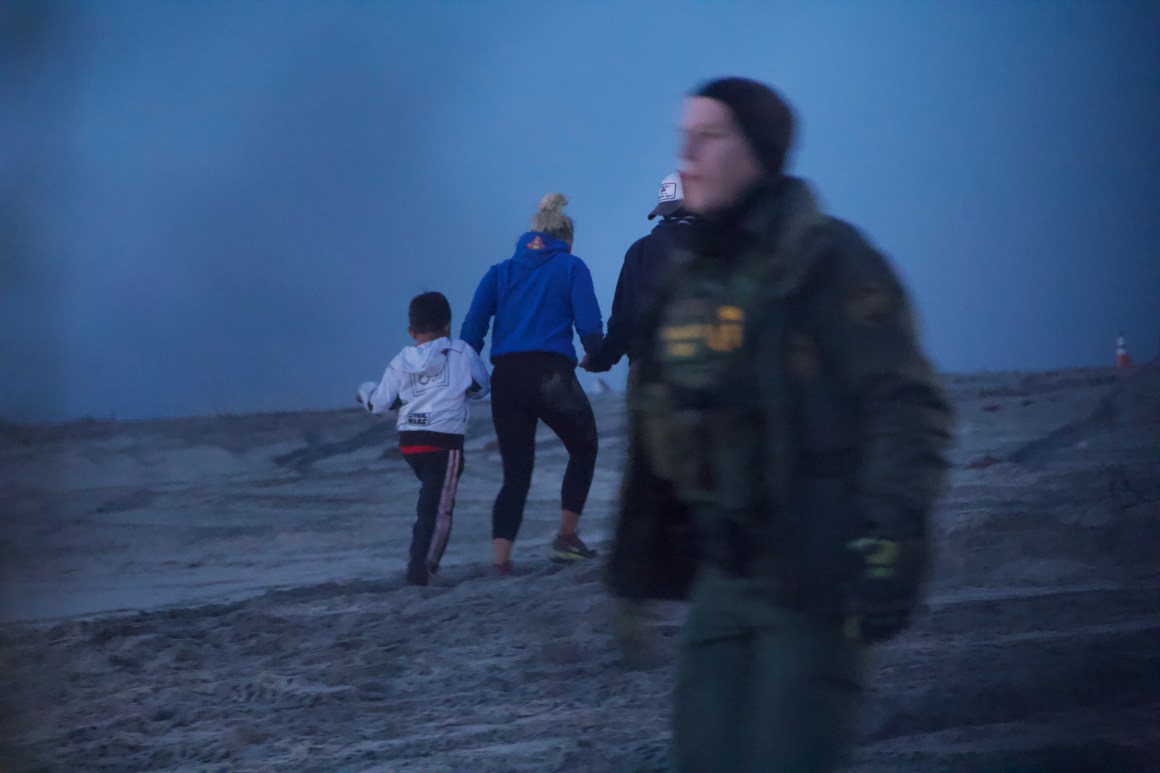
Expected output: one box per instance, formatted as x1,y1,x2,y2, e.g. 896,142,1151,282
2,1,1157,422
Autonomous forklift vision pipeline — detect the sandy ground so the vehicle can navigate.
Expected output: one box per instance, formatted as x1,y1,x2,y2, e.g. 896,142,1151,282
1,366,1157,772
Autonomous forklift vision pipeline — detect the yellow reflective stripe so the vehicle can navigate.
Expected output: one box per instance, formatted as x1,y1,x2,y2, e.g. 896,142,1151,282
661,324,712,341
706,323,744,352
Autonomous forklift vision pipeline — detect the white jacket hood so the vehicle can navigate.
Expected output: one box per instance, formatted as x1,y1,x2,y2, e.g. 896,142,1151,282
396,337,450,376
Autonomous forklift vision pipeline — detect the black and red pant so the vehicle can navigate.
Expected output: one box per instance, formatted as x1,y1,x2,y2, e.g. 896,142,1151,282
403,447,464,574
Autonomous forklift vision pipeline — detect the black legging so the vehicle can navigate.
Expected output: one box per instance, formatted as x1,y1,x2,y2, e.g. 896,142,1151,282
490,352,598,541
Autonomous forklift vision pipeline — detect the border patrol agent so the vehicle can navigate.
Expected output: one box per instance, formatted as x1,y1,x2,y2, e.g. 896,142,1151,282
607,77,953,771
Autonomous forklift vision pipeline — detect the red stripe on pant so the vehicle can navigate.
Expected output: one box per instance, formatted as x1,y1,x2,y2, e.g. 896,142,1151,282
426,449,461,572
401,445,446,455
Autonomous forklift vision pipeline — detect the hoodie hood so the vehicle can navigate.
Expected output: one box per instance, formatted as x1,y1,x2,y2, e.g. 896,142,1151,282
458,234,604,363
511,231,569,268
397,336,451,375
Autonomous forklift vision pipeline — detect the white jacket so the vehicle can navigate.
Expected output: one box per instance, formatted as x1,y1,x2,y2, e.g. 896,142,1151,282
358,337,490,436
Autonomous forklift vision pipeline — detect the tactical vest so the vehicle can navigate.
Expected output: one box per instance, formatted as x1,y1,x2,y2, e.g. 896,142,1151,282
637,247,773,513
640,210,840,480
634,221,863,600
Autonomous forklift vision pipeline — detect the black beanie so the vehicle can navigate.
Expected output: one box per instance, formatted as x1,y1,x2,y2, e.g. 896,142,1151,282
693,77,795,176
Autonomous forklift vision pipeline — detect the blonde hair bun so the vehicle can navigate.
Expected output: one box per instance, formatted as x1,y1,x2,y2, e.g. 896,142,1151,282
538,192,569,213
529,192,575,246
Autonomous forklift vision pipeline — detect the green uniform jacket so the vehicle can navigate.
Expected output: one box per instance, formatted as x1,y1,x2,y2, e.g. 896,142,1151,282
607,176,953,633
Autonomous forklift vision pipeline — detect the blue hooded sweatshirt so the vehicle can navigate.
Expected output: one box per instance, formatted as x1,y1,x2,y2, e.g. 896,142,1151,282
461,232,604,364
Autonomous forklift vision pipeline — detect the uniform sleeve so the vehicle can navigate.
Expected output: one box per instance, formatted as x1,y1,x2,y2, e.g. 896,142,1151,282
588,240,640,372
811,228,953,541
466,345,491,400
366,363,403,415
460,267,498,355
570,258,605,356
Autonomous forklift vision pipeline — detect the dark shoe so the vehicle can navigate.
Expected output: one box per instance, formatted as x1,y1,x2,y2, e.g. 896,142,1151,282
406,563,428,586
551,532,597,563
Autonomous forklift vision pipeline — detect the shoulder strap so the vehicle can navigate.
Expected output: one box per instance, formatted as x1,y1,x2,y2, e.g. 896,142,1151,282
745,221,841,511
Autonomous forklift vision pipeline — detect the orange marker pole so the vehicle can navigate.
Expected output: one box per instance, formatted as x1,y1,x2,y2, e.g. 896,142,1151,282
1115,335,1132,369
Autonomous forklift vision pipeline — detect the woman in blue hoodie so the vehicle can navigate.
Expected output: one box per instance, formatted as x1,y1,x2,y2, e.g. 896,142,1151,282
461,193,604,574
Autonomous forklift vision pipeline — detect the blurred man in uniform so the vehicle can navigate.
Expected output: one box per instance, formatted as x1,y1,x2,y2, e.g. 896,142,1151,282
607,77,952,771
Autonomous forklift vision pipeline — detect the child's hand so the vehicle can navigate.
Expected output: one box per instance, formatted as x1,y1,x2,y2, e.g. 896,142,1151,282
356,382,376,407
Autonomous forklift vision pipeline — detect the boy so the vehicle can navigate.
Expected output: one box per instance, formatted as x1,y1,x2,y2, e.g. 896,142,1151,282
357,291,490,586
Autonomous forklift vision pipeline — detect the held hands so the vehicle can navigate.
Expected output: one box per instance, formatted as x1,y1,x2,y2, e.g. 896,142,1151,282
578,354,611,373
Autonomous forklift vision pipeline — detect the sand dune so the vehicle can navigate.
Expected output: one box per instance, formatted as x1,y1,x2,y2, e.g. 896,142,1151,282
1,367,1157,771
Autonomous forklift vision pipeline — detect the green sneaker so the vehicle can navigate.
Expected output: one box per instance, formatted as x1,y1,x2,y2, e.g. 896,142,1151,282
551,532,597,563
